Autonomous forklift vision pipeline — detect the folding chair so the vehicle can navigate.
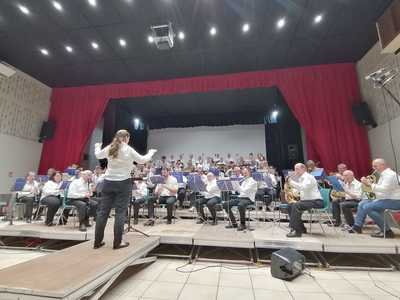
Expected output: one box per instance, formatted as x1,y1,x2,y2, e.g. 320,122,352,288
55,181,78,227
384,209,400,238
308,188,337,234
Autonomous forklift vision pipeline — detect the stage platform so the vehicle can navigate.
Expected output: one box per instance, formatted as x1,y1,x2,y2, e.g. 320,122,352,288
1,219,399,255
0,234,159,300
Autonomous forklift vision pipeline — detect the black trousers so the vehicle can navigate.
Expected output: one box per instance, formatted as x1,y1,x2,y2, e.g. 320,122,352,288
41,195,61,225
133,196,156,220
69,198,98,223
177,188,186,207
223,197,252,225
289,199,323,232
195,196,221,221
255,188,274,206
332,199,359,226
95,179,131,247
17,196,35,219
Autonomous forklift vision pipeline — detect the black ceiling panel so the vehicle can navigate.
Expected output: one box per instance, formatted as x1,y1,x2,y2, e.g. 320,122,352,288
0,0,393,87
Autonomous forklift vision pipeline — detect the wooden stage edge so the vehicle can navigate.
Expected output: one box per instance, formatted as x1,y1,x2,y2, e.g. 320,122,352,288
0,234,160,300
1,220,400,255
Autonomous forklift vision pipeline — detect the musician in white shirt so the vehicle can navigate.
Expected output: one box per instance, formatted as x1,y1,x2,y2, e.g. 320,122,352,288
286,163,323,238
331,170,362,227
94,129,156,249
195,173,221,225
132,179,156,226
223,167,258,231
41,171,63,226
255,161,277,209
153,168,179,224
17,172,39,223
67,170,98,232
352,159,400,238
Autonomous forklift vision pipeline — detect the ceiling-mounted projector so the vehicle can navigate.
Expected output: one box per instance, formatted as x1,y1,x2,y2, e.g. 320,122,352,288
150,22,174,50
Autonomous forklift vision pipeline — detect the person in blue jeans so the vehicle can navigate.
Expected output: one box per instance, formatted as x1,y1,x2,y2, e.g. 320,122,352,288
350,159,400,238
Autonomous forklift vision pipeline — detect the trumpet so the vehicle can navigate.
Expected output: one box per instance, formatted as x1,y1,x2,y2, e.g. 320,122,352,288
330,190,347,202
284,175,300,204
362,171,380,200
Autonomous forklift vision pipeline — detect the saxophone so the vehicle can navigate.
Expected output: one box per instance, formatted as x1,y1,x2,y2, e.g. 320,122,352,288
362,171,379,200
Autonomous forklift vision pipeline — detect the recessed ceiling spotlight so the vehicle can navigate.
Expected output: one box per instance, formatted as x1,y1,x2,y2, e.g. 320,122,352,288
91,41,99,49
178,31,185,40
314,14,323,24
277,17,286,29
18,4,30,15
40,48,49,56
88,0,97,7
210,26,217,36
52,1,63,12
148,35,154,43
242,23,250,33
119,38,127,47
65,45,73,53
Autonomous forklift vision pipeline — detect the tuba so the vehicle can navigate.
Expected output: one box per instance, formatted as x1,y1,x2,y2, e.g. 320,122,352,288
284,175,300,204
362,171,379,200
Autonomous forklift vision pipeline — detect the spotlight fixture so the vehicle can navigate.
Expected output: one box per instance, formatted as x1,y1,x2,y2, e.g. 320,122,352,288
242,23,250,33
18,4,30,15
277,18,286,29
119,38,127,47
65,45,73,53
314,14,323,24
91,41,99,49
40,48,49,56
210,26,217,36
149,22,175,49
178,31,185,40
52,1,63,12
88,0,97,7
148,35,154,43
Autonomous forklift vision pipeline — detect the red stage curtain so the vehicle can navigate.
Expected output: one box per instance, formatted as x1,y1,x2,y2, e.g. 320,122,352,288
39,63,371,176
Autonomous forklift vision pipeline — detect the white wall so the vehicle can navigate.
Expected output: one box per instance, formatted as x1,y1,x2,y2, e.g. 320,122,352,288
148,124,266,160
0,133,44,193
367,115,400,170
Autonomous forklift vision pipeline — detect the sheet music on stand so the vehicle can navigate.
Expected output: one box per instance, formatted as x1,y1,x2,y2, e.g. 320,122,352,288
171,172,184,184
326,176,345,192
38,175,49,183
252,172,264,182
217,179,240,192
13,178,26,192
310,168,325,180
150,176,165,185
60,181,71,190
188,174,206,192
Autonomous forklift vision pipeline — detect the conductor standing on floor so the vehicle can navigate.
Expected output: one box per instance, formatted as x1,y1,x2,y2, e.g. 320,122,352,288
93,129,157,250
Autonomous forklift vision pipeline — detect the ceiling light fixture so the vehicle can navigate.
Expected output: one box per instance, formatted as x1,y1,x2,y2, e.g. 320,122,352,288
91,41,99,49
148,35,154,43
18,4,30,15
52,1,63,12
65,45,73,53
242,23,250,33
277,18,286,29
178,31,185,40
119,38,127,47
314,14,323,24
210,27,217,36
88,0,97,7
40,48,49,56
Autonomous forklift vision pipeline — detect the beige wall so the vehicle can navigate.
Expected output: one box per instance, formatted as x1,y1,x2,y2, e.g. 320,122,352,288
357,43,400,169
0,67,51,193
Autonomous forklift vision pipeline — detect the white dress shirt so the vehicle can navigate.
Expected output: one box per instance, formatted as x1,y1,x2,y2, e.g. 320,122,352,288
203,178,221,199
258,173,277,189
238,176,258,201
68,178,91,199
133,181,148,199
342,179,362,200
18,181,40,198
41,181,62,199
372,168,400,200
95,143,155,181
155,175,179,197
289,172,322,201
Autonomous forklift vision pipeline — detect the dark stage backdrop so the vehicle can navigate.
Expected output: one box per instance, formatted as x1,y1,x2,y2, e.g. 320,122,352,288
39,63,371,176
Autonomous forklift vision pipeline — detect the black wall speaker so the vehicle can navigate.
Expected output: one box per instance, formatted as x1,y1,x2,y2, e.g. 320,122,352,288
271,248,305,281
352,102,377,128
39,121,55,142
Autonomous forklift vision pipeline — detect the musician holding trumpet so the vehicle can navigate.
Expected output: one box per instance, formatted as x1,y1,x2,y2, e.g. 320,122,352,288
286,163,323,238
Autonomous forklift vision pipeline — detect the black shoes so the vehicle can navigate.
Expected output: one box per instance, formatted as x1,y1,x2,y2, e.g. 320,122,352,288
144,219,155,226
166,220,172,225
371,230,394,238
113,241,130,250
348,225,362,234
93,242,105,249
286,230,302,238
237,224,246,231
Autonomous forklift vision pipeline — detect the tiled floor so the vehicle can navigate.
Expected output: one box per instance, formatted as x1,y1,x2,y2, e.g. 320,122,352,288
101,258,400,300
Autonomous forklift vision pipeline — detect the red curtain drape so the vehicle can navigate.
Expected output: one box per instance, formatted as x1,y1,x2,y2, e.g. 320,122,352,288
39,63,371,176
